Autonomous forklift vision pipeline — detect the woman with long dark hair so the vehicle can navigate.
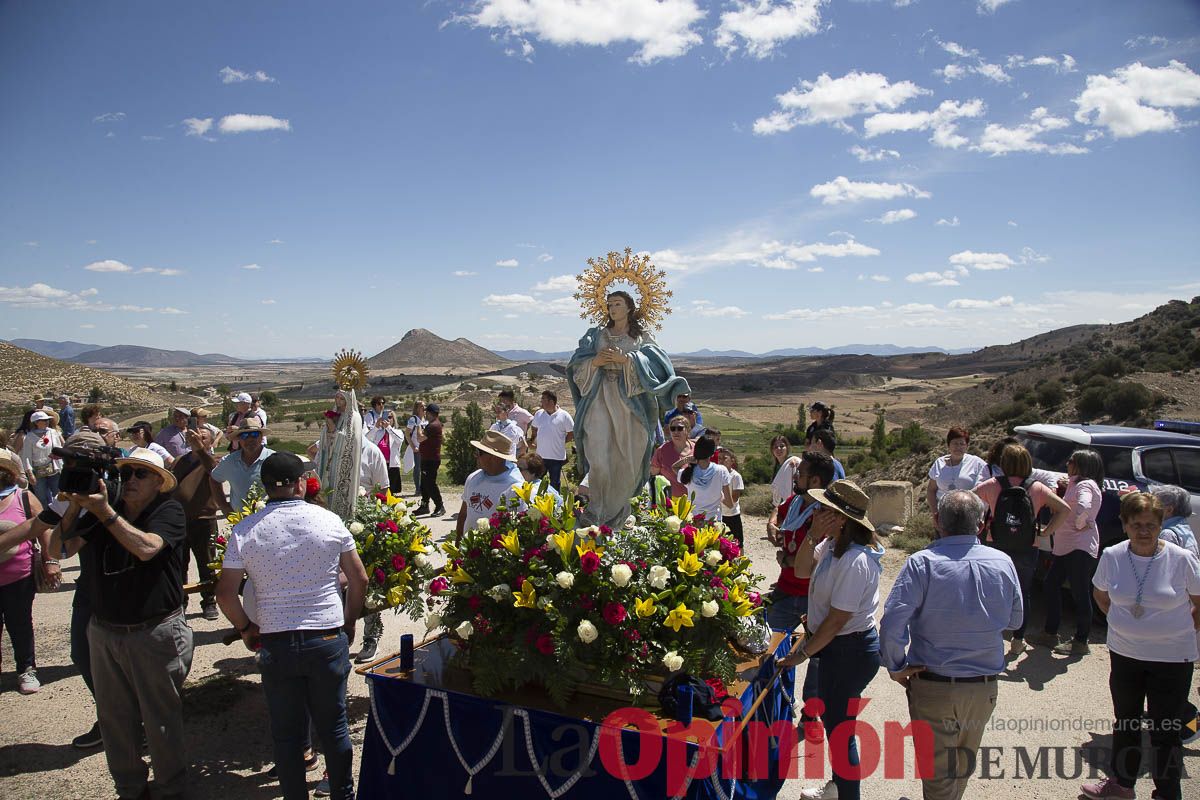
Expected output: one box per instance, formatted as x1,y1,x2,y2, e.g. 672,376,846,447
805,401,835,441
678,435,732,523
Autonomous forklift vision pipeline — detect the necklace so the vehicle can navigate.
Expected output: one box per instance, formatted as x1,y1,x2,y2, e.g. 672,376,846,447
1125,543,1161,619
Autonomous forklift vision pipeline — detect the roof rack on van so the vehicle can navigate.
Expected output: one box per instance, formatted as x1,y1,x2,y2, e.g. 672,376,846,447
1153,419,1200,436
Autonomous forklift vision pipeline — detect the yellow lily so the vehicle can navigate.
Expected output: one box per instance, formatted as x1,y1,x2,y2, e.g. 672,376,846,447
634,596,657,618
715,562,734,578
692,528,719,554
670,495,694,521
442,541,463,559
384,490,404,507
513,579,537,609
728,585,754,617
676,551,702,577
500,530,521,555
447,564,474,584
364,533,375,547
576,539,606,560
410,540,428,554
511,481,536,504
532,493,558,520
664,603,695,632
387,586,406,607
551,530,574,561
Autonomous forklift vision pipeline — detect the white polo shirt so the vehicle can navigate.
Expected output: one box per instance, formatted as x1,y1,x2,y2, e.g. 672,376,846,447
532,408,574,461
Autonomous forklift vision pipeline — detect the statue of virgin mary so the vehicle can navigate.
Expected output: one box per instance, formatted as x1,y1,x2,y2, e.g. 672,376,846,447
567,250,690,528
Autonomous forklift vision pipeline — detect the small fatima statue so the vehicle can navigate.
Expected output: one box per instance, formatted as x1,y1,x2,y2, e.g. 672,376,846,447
566,248,691,528
317,349,369,521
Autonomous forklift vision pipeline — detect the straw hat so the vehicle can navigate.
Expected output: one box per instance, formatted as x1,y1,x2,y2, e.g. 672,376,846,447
40,406,60,427
0,450,22,481
807,479,874,531
116,448,177,492
470,430,516,461
233,416,269,436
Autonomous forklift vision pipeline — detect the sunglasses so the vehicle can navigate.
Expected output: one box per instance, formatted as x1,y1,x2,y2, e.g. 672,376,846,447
669,426,688,433
238,431,262,440
94,427,114,435
119,466,155,481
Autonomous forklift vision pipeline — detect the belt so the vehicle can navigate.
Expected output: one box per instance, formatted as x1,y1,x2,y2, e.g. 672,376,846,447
918,671,997,684
260,627,344,640
94,607,183,633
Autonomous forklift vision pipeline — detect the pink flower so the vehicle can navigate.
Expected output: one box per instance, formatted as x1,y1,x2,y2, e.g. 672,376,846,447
624,628,641,642
680,526,697,547
599,525,612,537
535,634,555,655
468,595,483,611
490,535,504,550
383,519,399,534
602,602,627,625
538,517,552,534
374,568,387,585
748,591,762,607
489,513,503,529
391,554,407,571
719,538,741,560
468,547,482,559
429,577,450,596
580,551,600,575
375,492,388,503
215,535,227,546
709,576,725,589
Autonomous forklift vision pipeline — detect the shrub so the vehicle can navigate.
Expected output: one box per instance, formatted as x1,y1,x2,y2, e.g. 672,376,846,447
892,512,935,555
741,454,776,485
1076,386,1108,418
445,401,486,484
1104,381,1153,421
1035,379,1066,408
259,390,279,407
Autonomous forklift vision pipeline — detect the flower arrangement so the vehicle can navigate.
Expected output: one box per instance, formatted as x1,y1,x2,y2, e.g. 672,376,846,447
352,490,438,620
208,483,265,573
430,486,765,706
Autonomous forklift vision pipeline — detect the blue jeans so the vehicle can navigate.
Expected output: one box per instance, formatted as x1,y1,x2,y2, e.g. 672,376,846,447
766,591,819,706
543,458,566,491
259,630,354,800
33,473,59,508
815,628,881,800
1042,549,1096,643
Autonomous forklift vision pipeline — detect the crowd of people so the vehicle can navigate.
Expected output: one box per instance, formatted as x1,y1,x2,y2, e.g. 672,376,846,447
1,389,1198,800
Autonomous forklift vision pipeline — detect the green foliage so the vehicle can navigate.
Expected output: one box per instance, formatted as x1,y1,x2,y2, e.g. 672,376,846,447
1076,386,1108,418
270,439,312,455
870,410,887,459
846,420,937,473
741,454,776,485
169,380,177,392
445,401,486,484
1035,379,1067,408
258,390,279,407
892,512,936,555
1104,381,1154,421
87,386,103,403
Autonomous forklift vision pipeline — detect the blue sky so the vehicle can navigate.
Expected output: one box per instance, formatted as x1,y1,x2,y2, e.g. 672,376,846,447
2,1,1199,359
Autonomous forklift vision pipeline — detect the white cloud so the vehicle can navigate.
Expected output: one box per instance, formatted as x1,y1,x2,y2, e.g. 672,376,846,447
757,239,881,269
136,267,184,276
84,259,133,273
977,0,1015,13
537,252,554,262
219,66,277,84
1007,53,1077,73
93,112,125,123
1020,246,1049,263
459,0,706,65
948,295,1015,309
268,239,284,245
870,208,917,224
532,274,577,292
857,273,891,282
1074,60,1200,138
764,304,875,321
240,263,262,270
972,107,1088,155
218,114,291,133
905,266,967,286
714,0,825,60
1124,35,1169,49
865,98,985,148
182,117,214,137
141,135,163,141
133,324,148,329
159,307,187,315
936,38,1010,84
483,292,579,316
79,324,95,329
24,241,37,247
690,300,749,318
949,250,1016,271
896,302,938,313
0,283,105,310
453,270,479,277
496,258,519,268
85,240,98,245
849,145,900,162
1007,220,1018,227
935,216,960,227
754,70,929,135
810,176,930,205
261,299,276,305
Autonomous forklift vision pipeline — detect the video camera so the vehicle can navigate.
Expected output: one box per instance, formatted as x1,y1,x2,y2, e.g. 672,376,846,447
51,442,123,499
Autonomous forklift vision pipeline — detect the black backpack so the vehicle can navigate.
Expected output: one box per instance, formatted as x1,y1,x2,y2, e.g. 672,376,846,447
989,476,1037,550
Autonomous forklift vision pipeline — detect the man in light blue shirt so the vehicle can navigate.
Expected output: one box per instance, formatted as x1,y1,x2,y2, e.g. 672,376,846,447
454,431,526,543
212,418,275,513
879,490,1022,800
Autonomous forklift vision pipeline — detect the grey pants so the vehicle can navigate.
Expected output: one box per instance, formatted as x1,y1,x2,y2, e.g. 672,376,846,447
89,611,193,798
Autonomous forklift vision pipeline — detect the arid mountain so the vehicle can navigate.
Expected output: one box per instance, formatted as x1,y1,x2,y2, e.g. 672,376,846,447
73,346,244,367
7,338,102,360
369,329,510,370
0,341,159,405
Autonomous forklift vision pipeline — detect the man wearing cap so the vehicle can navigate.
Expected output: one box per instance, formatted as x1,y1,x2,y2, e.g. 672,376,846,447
56,445,192,799
414,404,445,518
455,431,526,544
58,394,76,437
681,403,706,440
663,392,703,429
192,407,223,451
226,392,254,452
154,408,191,460
879,490,1023,800
173,426,224,620
217,452,368,800
20,409,65,506
213,417,275,514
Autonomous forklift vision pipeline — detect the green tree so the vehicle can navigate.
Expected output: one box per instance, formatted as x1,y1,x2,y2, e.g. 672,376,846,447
1035,379,1066,408
1104,382,1153,421
445,402,486,484
169,379,177,392
870,410,886,459
259,390,279,407
87,386,103,403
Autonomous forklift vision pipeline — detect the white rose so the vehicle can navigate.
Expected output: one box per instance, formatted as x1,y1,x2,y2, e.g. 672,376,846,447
489,583,510,600
398,514,413,526
414,553,429,568
735,575,750,586
555,571,575,589
611,564,633,587
475,517,492,532
665,516,682,533
348,521,365,535
425,613,443,630
701,600,719,618
623,515,637,530
648,565,670,590
704,550,722,566
358,486,368,496
662,650,684,672
456,620,474,640
577,619,598,644
529,507,543,522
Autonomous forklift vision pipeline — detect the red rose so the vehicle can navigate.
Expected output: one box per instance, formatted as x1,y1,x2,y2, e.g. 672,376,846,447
215,535,227,546
391,554,407,571
383,520,399,534
535,634,555,655
374,568,387,585
602,602,627,625
375,492,388,503
580,551,600,575
468,595,483,611
429,577,450,595
305,477,321,498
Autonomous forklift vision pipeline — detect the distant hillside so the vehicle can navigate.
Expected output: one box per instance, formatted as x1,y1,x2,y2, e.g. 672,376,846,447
0,341,159,405
73,345,244,367
493,349,574,362
496,344,975,362
8,338,102,360
370,329,511,370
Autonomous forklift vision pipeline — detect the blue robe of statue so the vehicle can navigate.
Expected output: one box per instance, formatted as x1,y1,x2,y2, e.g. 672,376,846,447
566,325,690,527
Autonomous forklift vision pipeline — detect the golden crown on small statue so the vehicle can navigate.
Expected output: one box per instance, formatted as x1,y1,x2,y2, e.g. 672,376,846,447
331,349,369,392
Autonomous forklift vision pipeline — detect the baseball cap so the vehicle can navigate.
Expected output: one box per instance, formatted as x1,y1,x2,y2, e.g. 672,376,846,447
260,452,306,488
682,402,698,413
426,403,440,415
172,406,192,417
30,411,52,423
232,392,252,404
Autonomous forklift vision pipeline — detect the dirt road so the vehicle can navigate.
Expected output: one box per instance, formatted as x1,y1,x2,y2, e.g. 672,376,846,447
1,496,1196,799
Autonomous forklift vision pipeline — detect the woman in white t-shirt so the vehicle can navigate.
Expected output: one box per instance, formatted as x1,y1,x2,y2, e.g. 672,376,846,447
677,436,732,523
766,435,802,546
1083,492,1200,800
719,449,745,545
780,479,884,800
925,426,988,516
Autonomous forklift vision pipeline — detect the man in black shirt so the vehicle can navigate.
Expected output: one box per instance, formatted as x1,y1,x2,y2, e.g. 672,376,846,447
58,446,192,800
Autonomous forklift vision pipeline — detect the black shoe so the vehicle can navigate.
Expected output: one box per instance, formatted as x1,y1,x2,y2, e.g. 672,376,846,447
355,639,379,663
414,505,430,517
433,507,447,518
202,600,220,621
72,721,103,749
267,752,319,778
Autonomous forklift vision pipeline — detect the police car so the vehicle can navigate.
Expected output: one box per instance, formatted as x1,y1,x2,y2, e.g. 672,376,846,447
1014,422,1200,548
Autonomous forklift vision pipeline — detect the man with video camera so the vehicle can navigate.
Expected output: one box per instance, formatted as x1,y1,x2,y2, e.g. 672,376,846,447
47,436,192,799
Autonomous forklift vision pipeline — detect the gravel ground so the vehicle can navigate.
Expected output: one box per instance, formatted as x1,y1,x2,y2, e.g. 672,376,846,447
2,496,1197,799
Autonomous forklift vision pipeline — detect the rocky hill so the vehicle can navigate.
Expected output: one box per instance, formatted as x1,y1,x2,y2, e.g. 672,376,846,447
369,329,510,370
0,341,159,405
7,338,101,360
72,345,243,367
